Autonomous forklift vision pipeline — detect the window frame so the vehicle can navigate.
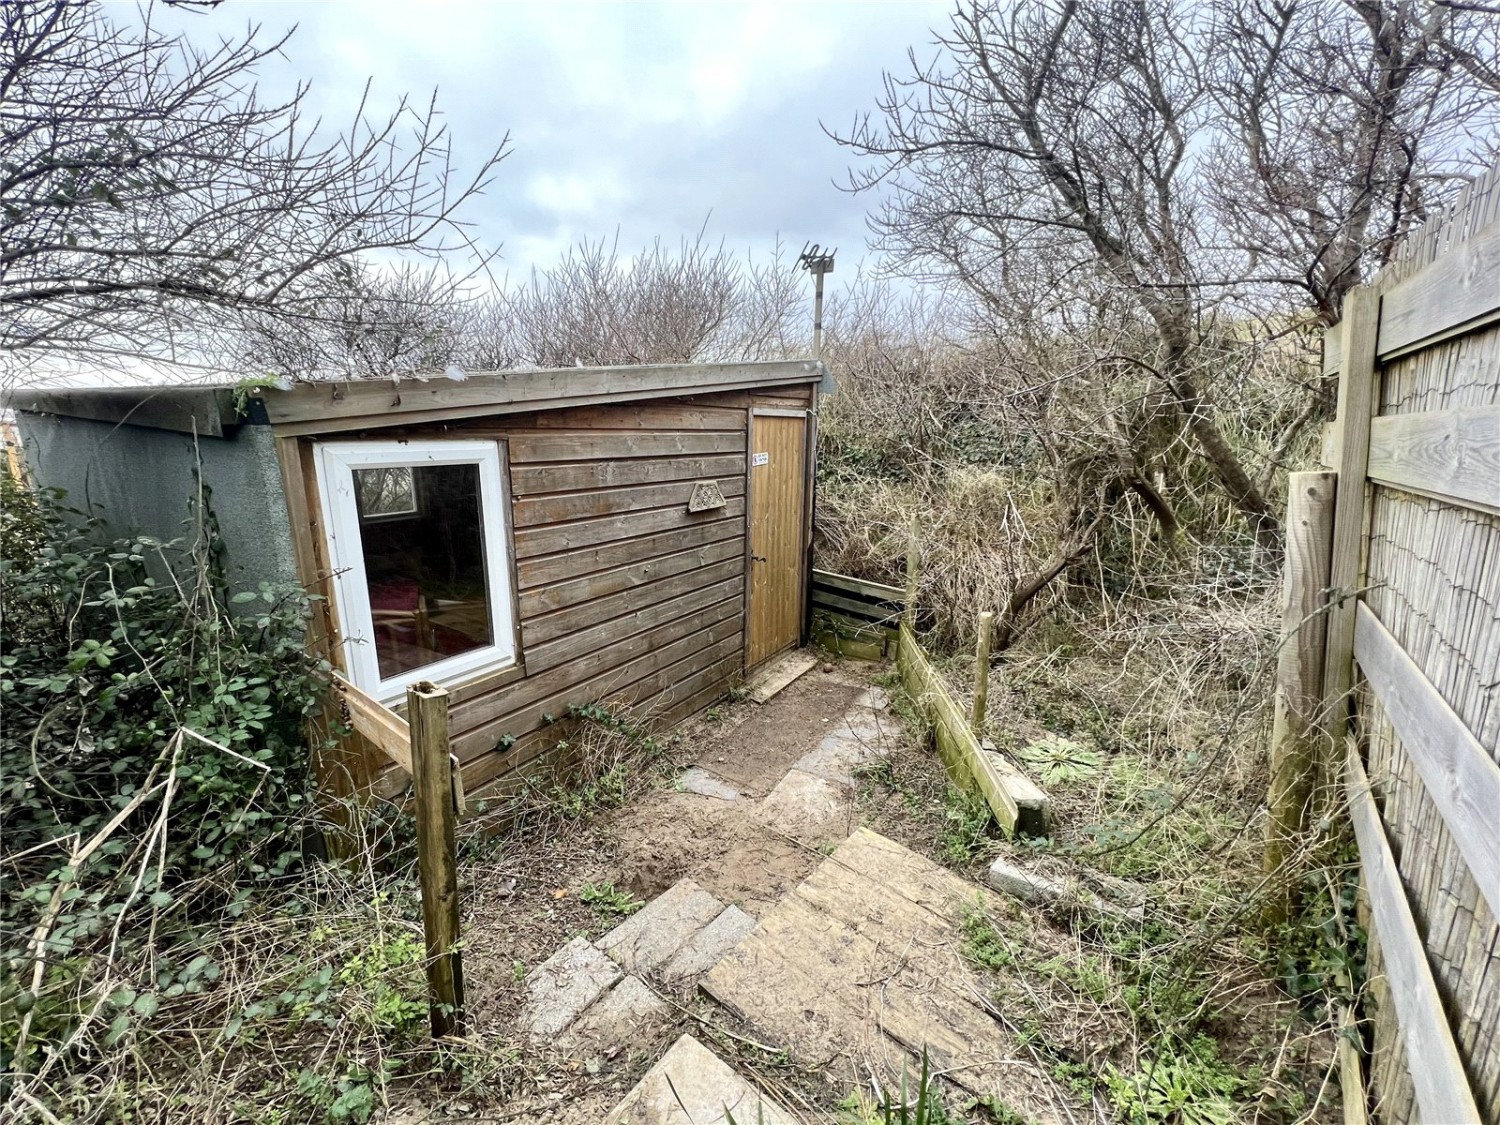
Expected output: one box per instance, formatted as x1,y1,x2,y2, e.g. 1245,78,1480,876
315,438,517,702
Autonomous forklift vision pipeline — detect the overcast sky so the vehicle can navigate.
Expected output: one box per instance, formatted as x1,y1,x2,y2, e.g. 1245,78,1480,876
150,0,950,285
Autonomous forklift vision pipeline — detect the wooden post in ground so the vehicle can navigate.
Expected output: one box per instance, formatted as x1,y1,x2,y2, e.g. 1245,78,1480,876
1321,288,1380,766
972,610,994,728
1263,471,1336,927
903,514,920,629
407,681,465,1039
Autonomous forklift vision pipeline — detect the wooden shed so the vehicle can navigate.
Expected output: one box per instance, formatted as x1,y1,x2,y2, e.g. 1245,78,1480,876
10,360,826,808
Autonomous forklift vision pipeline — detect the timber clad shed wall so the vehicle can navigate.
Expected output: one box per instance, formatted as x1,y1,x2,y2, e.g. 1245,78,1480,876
286,381,816,803
10,361,823,810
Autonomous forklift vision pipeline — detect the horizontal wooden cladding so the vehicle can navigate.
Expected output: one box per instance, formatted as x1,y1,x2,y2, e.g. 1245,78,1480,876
453,619,743,760
1346,741,1482,1125
260,360,821,429
524,556,744,649
522,573,743,678
513,475,745,528
1367,406,1500,514
508,430,743,463
1378,221,1500,359
520,535,743,619
1354,603,1500,921
516,515,740,590
510,453,745,496
514,497,746,559
459,648,740,798
532,403,746,432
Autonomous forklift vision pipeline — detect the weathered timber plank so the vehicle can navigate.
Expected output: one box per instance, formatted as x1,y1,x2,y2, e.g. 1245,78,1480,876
531,402,747,431
1346,743,1482,1125
453,629,743,760
1321,422,1340,470
1325,328,1343,377
514,515,740,590
897,623,1045,836
1367,406,1500,514
258,361,820,427
333,674,412,774
1378,222,1500,359
509,453,744,496
811,568,907,604
453,595,741,738
513,474,745,526
524,575,743,674
508,430,744,463
523,557,744,647
513,496,745,558
1354,603,1500,921
811,586,902,624
519,536,743,618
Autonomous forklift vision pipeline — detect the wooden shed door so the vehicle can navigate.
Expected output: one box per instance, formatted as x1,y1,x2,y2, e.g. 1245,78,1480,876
747,411,808,668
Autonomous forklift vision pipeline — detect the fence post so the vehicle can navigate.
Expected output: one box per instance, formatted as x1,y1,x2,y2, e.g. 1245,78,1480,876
972,610,994,727
1321,288,1381,773
1263,471,1337,926
407,681,465,1039
904,514,921,628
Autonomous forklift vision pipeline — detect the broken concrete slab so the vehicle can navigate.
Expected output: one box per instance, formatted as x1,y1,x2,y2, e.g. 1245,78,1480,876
523,935,622,1041
756,767,847,844
597,878,726,975
987,857,1143,923
675,766,741,802
605,1034,798,1125
745,651,818,703
791,704,893,786
661,904,757,983
558,974,671,1051
852,685,891,711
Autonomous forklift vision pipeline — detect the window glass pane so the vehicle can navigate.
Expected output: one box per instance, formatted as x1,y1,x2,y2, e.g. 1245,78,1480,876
354,462,493,679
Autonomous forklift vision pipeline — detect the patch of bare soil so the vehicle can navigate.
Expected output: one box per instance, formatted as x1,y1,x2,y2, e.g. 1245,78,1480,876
695,673,865,795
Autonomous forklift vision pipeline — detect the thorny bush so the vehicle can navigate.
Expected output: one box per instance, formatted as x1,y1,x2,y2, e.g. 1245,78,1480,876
0,476,330,1084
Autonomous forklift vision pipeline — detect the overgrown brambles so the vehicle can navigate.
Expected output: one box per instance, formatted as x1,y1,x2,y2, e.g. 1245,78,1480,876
0,477,329,1092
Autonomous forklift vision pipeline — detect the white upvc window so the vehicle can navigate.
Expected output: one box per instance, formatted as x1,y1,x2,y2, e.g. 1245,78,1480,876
315,439,516,702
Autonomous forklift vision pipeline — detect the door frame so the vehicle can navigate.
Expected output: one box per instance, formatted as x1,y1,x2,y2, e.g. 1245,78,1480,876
744,406,812,670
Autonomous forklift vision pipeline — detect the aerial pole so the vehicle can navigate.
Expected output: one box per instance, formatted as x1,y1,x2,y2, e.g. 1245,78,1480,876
798,243,836,359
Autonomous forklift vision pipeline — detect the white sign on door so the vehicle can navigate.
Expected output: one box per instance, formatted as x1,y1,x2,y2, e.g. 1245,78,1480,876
752,452,769,467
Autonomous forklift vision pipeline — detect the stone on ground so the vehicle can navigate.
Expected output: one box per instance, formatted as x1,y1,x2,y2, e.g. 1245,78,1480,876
558,974,671,1050
676,766,742,801
756,768,847,844
597,877,727,974
605,1034,798,1125
790,698,894,786
523,935,621,1041
661,904,757,983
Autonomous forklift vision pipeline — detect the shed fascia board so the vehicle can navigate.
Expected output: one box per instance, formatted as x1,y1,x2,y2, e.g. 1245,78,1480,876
254,360,825,431
5,386,236,437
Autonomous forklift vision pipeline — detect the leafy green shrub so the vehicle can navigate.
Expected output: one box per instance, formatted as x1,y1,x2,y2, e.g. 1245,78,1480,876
1,478,329,1074
1102,1036,1243,1125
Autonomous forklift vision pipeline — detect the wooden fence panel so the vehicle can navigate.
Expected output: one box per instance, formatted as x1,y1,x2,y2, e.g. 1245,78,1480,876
1320,162,1500,1125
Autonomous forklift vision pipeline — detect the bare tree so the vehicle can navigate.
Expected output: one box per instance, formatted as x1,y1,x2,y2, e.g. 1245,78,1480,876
0,0,507,380
836,0,1286,551
1208,0,1500,325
